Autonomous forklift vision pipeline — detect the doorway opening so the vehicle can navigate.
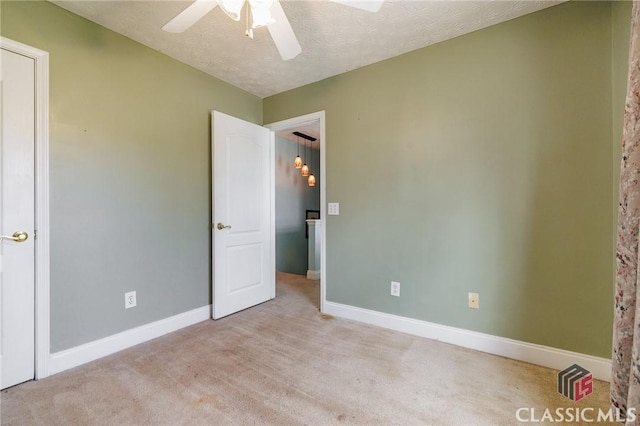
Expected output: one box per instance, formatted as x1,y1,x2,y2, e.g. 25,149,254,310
266,112,326,312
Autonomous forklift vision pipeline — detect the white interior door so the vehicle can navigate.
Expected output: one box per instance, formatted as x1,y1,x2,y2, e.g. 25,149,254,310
1,48,36,389
212,111,274,319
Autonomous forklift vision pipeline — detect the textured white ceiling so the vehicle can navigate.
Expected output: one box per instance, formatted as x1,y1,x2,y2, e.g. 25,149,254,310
51,0,563,98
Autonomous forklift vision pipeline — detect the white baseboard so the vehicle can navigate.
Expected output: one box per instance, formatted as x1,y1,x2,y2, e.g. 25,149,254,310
49,305,211,376
307,270,320,280
323,301,611,382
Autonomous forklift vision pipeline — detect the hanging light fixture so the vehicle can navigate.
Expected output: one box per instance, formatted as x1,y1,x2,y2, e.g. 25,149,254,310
292,131,316,182
294,134,302,169
219,0,274,28
301,137,309,177
308,139,316,187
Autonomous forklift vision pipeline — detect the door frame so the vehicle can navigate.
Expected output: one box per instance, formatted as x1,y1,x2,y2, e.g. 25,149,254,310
1,37,50,380
265,111,326,312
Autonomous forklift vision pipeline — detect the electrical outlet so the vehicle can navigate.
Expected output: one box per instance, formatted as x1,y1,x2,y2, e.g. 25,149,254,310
468,292,479,309
125,291,137,309
391,281,400,297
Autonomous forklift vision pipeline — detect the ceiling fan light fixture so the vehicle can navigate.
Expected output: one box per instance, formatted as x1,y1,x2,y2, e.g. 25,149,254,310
250,7,275,28
248,0,274,28
218,0,244,21
248,0,273,10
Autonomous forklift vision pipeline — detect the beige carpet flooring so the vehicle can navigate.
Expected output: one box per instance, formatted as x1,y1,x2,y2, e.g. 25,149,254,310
1,272,612,425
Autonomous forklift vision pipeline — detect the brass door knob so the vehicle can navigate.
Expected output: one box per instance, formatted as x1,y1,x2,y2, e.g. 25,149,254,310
216,223,231,230
0,231,28,242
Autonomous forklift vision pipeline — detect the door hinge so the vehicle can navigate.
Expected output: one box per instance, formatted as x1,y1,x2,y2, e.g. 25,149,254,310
34,229,37,239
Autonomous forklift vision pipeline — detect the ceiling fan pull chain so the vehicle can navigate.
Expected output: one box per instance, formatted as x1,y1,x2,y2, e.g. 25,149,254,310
245,3,254,39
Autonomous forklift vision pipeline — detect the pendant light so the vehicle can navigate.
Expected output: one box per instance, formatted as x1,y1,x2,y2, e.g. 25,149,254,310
301,138,309,177
292,131,316,183
294,134,302,169
307,140,316,187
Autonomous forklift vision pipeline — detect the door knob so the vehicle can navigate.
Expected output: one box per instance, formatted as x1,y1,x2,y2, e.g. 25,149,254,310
0,231,28,242
216,223,231,230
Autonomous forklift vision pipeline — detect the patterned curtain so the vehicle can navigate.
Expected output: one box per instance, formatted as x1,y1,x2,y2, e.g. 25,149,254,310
612,1,640,421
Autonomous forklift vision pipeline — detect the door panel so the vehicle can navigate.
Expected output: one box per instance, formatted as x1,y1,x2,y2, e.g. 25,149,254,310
1,48,36,389
212,111,274,319
227,244,262,292
228,136,262,232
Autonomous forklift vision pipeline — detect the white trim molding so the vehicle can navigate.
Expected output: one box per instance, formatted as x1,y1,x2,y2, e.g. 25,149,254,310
307,270,320,280
324,301,611,382
49,305,211,376
1,37,51,380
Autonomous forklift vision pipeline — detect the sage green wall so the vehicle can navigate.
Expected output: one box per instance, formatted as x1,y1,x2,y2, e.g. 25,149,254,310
264,1,627,358
1,1,262,352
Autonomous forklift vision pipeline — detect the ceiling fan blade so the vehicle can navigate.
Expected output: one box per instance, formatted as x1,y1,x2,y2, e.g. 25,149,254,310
331,0,384,13
162,0,219,33
267,1,302,61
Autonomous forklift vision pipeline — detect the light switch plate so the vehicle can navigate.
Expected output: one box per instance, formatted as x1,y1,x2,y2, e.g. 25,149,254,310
328,202,340,215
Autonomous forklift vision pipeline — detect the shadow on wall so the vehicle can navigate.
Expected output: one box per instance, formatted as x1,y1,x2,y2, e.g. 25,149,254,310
275,135,320,276
277,230,309,276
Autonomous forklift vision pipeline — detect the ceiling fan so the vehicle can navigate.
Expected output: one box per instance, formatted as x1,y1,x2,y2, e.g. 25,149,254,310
162,0,385,61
